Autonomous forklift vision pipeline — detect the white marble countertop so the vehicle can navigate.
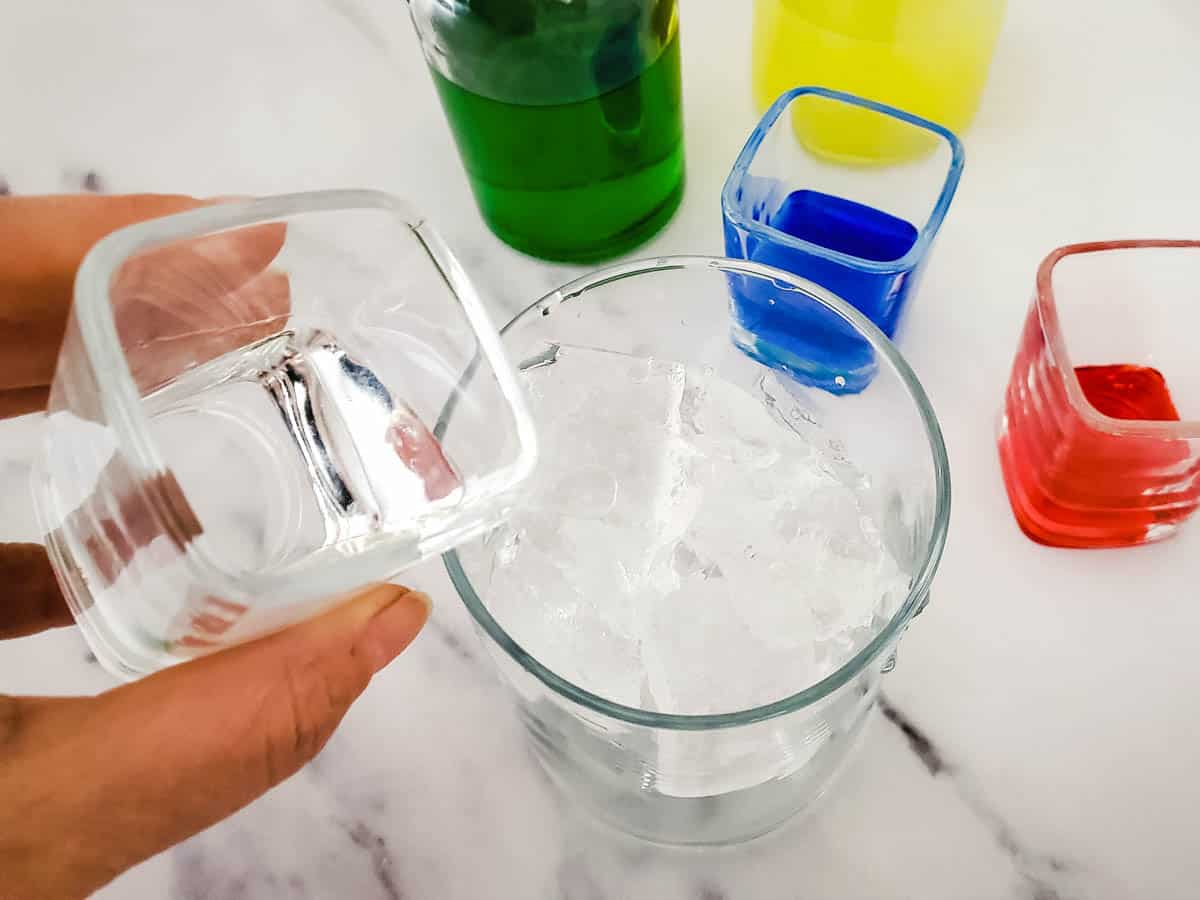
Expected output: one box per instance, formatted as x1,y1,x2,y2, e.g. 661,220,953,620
3,1,1199,897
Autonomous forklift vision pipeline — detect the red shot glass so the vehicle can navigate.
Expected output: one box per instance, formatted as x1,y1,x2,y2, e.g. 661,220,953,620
998,241,1200,548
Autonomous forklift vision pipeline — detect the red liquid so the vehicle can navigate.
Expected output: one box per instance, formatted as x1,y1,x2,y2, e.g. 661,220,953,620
1074,365,1181,422
998,312,1200,548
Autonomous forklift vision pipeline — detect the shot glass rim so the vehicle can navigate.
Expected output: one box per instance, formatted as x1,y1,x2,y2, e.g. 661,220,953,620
69,188,539,603
444,255,951,732
721,85,965,275
1035,239,1200,439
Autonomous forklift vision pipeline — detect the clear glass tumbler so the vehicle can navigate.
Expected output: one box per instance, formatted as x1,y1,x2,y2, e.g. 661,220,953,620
723,86,963,393
445,256,950,844
408,0,686,262
34,191,537,678
997,241,1200,549
752,0,1005,164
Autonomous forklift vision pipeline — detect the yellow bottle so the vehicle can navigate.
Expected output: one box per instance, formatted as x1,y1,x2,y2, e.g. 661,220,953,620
752,0,1005,164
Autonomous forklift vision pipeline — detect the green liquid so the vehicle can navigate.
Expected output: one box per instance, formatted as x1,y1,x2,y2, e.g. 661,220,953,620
433,34,685,263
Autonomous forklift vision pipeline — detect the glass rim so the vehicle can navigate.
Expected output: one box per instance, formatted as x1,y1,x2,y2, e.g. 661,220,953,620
721,85,965,276
444,255,951,731
70,188,537,603
1036,239,1200,439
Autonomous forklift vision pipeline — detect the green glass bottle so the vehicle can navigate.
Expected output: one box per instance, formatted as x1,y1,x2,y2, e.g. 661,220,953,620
410,0,685,263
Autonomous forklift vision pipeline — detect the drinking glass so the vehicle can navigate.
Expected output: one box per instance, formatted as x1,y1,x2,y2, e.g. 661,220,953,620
752,0,1005,164
445,256,950,844
998,241,1200,548
408,0,686,262
34,191,537,678
723,86,963,393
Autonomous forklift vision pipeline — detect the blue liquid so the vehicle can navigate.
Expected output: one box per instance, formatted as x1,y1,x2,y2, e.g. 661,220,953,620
773,190,916,265
724,184,920,393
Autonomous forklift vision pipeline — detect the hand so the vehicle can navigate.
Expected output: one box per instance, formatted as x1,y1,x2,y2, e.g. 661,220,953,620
0,195,431,899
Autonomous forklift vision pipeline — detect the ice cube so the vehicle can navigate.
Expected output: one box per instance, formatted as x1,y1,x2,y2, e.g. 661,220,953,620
482,345,911,721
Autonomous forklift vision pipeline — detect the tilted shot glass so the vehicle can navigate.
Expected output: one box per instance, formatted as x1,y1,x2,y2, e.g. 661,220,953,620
34,190,536,678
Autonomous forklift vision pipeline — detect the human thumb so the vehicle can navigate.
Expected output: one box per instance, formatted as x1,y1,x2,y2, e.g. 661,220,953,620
0,583,428,899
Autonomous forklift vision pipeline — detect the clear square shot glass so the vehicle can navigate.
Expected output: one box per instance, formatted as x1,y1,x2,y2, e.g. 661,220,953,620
34,190,537,678
998,241,1200,548
722,86,963,393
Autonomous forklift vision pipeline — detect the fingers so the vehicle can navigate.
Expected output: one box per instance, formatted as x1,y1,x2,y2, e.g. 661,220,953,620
0,385,50,419
0,194,203,394
72,468,202,588
121,265,291,393
37,236,291,619
0,543,71,639
0,583,430,898
0,194,288,416
113,220,288,350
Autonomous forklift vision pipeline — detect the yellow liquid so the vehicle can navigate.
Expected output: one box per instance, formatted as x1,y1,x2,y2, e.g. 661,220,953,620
752,0,1005,163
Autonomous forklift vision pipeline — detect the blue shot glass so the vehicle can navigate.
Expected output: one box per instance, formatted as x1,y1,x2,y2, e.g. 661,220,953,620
722,86,964,393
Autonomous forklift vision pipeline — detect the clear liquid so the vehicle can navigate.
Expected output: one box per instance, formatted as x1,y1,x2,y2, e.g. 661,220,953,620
143,325,463,578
